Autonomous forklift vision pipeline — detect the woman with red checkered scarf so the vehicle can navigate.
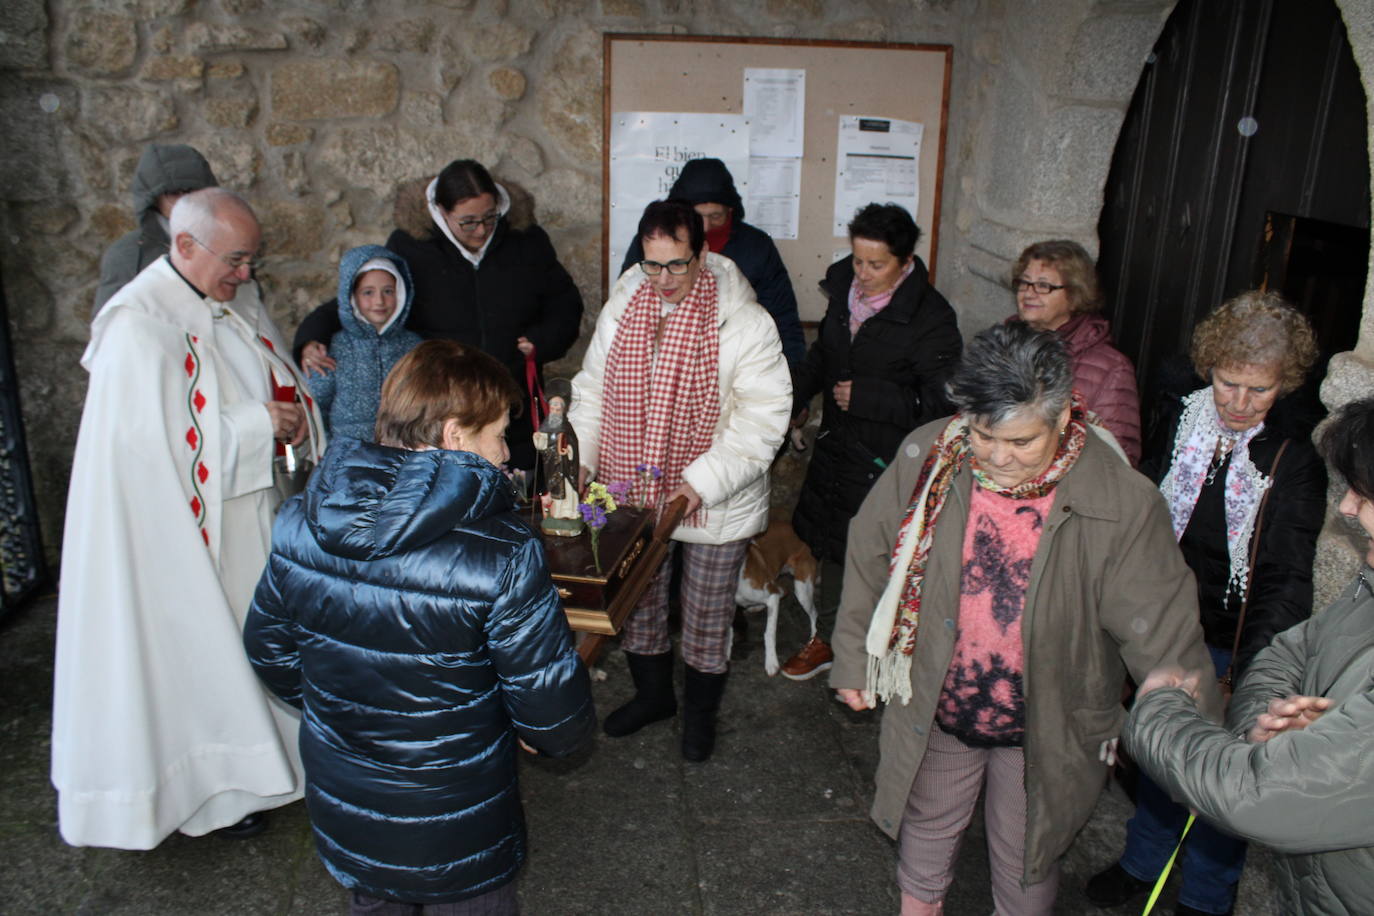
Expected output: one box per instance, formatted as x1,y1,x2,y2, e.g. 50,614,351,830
569,199,792,763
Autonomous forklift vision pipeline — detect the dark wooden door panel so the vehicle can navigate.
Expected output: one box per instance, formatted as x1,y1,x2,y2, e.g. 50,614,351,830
1097,0,1368,417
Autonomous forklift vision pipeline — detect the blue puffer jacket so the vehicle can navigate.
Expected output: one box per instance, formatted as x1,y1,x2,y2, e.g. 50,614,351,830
244,437,595,904
307,245,423,441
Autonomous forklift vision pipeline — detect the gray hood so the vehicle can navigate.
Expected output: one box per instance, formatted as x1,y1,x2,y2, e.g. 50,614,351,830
131,144,217,219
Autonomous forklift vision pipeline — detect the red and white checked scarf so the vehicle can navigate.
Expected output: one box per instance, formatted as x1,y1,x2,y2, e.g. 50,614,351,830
601,267,721,527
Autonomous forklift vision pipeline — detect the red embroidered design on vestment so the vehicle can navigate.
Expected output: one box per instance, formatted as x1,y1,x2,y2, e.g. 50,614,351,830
183,333,210,550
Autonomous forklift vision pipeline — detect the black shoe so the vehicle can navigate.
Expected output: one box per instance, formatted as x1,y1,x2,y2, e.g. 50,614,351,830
1084,862,1152,908
681,665,727,762
214,812,268,840
603,651,677,737
1174,906,1232,916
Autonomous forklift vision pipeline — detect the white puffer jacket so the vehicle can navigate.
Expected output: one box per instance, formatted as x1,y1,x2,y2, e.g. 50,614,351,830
570,252,791,545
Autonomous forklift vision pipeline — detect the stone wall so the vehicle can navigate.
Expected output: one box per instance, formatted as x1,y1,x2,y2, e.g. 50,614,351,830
0,0,978,561
4,0,1374,599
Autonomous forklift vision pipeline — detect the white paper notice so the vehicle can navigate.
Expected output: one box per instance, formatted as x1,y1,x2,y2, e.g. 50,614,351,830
743,68,805,158
743,157,801,240
607,112,750,283
833,116,923,235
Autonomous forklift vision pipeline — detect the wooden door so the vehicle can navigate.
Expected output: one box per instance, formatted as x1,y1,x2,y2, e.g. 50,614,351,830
1096,0,1369,424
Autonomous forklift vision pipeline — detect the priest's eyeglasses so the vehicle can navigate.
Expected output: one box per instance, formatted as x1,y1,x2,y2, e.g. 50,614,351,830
191,235,263,273
1012,278,1065,295
640,255,697,276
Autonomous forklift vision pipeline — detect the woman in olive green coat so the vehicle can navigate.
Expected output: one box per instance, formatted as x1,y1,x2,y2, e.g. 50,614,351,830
829,322,1220,914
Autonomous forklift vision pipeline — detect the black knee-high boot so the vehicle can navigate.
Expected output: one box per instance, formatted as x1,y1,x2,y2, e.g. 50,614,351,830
603,651,677,737
681,665,727,762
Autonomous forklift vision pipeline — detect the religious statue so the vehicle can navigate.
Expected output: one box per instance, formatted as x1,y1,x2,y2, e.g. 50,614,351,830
533,379,583,537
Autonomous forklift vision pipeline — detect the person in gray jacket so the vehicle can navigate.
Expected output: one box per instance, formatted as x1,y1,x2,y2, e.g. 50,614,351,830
93,143,217,314
1123,395,1374,916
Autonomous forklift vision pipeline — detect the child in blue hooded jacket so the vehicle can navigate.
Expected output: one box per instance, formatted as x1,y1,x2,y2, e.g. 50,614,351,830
307,245,422,441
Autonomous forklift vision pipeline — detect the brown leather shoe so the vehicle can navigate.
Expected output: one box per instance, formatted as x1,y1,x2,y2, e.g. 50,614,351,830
780,636,833,681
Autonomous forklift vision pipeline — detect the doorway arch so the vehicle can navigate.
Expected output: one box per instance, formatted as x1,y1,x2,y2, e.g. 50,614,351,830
1096,0,1370,421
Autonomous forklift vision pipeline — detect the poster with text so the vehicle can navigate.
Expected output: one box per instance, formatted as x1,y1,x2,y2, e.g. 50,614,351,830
743,68,805,158
608,112,750,283
832,116,923,236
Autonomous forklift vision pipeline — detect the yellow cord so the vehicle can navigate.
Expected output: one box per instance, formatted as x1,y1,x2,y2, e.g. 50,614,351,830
1142,813,1194,915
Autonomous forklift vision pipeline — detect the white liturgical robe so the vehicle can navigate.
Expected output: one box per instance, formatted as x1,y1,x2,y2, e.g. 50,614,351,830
51,256,325,849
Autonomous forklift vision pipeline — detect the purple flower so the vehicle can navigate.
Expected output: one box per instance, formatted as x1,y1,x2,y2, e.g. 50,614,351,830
606,479,633,501
578,502,608,529
636,464,662,480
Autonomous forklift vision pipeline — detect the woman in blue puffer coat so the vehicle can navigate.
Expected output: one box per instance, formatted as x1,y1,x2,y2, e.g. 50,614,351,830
245,340,595,915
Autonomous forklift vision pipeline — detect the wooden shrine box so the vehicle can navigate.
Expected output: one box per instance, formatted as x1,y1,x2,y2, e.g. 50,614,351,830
542,507,654,635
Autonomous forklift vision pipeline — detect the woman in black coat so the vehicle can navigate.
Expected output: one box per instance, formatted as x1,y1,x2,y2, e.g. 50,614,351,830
784,203,962,679
294,159,583,470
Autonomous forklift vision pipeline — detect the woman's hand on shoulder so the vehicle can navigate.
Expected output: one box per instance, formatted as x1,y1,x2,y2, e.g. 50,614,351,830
300,341,336,376
1247,694,1332,743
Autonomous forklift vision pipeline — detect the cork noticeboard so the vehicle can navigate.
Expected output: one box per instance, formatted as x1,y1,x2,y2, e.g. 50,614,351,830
602,34,953,321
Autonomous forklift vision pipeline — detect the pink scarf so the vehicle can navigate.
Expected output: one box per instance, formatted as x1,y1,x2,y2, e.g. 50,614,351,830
848,260,914,335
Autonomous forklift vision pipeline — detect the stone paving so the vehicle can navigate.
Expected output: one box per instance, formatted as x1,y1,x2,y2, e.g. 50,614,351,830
1,593,1283,915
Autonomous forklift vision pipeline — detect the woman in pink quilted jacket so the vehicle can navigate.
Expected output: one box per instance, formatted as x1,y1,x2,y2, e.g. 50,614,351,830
1012,240,1141,465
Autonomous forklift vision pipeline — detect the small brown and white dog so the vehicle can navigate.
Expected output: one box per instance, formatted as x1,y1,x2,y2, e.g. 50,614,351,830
734,519,819,675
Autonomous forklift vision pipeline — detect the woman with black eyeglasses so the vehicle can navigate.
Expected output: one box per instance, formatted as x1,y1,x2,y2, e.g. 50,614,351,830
293,159,583,471
783,203,962,681
1011,239,1141,465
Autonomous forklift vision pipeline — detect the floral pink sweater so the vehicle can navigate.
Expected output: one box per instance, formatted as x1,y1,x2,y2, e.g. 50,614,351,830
936,485,1055,746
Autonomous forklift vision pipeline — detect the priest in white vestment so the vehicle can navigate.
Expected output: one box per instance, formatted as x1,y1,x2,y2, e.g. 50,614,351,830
51,188,326,849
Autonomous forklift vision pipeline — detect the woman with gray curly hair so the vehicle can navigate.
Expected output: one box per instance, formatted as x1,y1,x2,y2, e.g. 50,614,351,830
831,321,1217,914
1088,290,1328,916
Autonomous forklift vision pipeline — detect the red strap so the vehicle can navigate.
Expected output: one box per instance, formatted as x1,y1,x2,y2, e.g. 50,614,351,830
524,346,547,428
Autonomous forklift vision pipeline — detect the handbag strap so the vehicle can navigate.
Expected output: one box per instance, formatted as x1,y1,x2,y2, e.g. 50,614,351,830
524,346,548,429
1224,438,1291,680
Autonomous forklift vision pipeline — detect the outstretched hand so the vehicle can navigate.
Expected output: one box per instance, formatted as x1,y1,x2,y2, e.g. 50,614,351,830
1247,694,1332,743
1135,666,1203,702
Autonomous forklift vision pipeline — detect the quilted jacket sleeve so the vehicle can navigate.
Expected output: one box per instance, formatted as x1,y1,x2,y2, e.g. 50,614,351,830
485,536,595,757
680,298,791,509
1124,678,1374,854
243,545,305,709
749,239,805,369
1077,347,1142,466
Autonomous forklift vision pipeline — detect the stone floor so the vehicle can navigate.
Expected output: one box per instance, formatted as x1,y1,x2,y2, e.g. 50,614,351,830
1,592,1283,915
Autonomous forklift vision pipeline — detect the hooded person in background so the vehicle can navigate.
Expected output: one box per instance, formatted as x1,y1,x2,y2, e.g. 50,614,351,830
306,245,422,442
620,158,805,371
94,143,217,314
